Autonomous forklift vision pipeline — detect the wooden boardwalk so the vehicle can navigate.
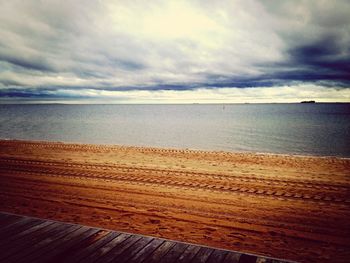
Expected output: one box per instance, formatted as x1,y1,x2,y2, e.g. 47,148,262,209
0,212,290,263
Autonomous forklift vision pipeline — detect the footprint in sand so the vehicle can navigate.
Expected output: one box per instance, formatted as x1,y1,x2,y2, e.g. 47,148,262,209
149,219,161,224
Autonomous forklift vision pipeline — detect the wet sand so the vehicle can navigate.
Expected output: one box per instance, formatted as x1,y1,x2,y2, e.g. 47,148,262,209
0,140,349,262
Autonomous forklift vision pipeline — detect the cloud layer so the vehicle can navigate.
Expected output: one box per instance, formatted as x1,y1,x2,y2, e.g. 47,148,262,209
0,0,349,102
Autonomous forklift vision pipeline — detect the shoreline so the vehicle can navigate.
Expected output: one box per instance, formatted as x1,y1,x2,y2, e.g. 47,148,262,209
0,140,349,262
1,138,349,160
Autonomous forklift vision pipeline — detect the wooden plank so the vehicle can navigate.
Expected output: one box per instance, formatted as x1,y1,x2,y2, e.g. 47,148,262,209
158,242,189,263
63,229,111,252
42,227,101,263
176,244,201,263
0,212,15,222
20,225,89,263
206,249,229,263
0,218,43,241
63,231,119,263
2,223,77,263
256,258,285,263
256,258,272,263
0,217,29,234
0,220,52,246
126,238,164,263
0,214,27,229
0,221,60,260
143,240,175,263
0,213,289,263
239,254,257,263
222,251,241,263
113,236,154,263
0,212,10,219
190,247,214,263
32,227,101,263
10,224,80,263
0,215,20,229
95,234,142,263
81,233,130,263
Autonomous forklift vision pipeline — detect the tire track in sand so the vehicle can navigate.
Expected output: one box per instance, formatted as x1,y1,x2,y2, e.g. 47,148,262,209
1,158,349,204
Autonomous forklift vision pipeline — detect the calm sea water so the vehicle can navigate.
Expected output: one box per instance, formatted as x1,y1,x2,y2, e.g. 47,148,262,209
0,104,349,157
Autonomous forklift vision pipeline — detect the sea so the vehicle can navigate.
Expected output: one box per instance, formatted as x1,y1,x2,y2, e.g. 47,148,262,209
0,103,349,157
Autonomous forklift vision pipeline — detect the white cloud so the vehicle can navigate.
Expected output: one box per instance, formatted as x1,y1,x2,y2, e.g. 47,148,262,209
0,0,285,83
0,0,349,102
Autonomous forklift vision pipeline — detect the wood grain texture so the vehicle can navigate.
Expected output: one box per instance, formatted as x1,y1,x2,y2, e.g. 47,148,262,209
0,212,292,263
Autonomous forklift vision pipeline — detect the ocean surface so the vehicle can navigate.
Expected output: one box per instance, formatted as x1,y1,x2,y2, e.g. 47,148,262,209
0,103,349,157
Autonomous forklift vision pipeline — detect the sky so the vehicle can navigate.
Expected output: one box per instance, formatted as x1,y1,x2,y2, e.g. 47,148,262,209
0,0,349,103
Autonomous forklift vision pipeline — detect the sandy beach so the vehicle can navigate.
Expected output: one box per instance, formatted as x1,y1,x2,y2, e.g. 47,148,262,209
0,140,349,262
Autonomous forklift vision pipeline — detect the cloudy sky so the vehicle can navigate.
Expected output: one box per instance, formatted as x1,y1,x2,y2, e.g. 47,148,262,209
0,0,349,103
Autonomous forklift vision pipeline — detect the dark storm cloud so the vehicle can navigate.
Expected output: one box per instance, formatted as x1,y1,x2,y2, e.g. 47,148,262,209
0,0,349,102
0,89,81,99
288,35,350,74
255,0,350,88
254,35,350,88
0,54,55,72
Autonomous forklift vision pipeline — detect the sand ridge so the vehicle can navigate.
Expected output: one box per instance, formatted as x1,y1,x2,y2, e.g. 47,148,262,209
0,140,349,262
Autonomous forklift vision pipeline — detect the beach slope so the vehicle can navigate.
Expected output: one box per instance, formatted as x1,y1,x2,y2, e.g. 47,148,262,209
0,140,349,262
